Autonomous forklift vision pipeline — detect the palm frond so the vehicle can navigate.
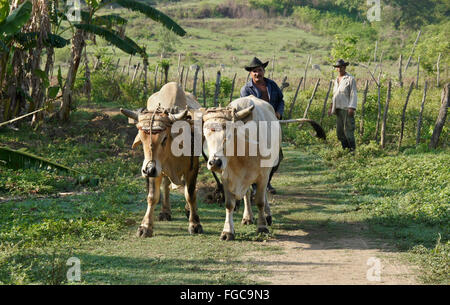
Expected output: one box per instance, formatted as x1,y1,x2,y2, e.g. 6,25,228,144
74,23,139,55
114,0,186,36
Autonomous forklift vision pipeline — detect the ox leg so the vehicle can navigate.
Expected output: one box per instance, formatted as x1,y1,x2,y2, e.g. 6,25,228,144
241,188,254,225
221,187,236,241
264,192,272,226
158,176,172,221
137,176,162,238
185,160,203,234
255,181,270,234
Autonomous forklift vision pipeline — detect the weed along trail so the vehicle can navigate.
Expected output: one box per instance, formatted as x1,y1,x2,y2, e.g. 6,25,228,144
245,146,418,285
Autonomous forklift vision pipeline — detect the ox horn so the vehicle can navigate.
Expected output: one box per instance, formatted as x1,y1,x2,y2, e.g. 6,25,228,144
120,108,139,121
169,107,189,122
234,105,254,121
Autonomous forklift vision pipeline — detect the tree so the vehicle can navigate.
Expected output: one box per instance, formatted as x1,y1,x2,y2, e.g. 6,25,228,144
58,0,186,122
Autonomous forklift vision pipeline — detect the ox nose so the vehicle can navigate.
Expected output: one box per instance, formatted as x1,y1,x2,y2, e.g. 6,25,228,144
208,158,222,168
143,165,157,177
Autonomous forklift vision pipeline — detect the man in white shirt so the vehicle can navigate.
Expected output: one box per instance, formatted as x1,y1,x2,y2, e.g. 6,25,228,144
328,59,357,151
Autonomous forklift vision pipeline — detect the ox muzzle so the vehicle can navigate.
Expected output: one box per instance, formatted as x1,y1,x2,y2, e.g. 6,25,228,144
142,160,158,178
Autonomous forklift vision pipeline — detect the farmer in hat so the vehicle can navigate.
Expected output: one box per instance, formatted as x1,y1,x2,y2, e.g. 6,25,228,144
240,57,284,194
328,59,358,151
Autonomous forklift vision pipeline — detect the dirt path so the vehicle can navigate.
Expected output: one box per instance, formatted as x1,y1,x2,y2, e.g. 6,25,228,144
249,227,417,284
244,149,419,285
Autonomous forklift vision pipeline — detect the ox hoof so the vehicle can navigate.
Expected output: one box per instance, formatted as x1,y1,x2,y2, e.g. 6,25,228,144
220,232,235,241
241,217,254,225
158,212,172,221
136,225,153,238
188,223,203,234
266,215,272,226
257,227,270,234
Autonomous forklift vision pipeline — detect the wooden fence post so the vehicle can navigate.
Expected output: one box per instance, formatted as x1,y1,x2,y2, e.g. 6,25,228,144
398,81,415,150
131,63,140,83
416,56,420,89
380,80,392,148
303,55,311,90
184,68,189,91
153,64,159,93
202,69,206,107
320,80,333,125
179,66,184,86
214,71,221,107
429,83,449,149
287,77,303,119
398,54,403,88
127,54,133,75
416,81,428,145
303,78,320,118
436,53,442,88
229,72,237,104
192,65,200,97
374,73,382,141
270,55,275,79
359,80,369,137
404,30,421,73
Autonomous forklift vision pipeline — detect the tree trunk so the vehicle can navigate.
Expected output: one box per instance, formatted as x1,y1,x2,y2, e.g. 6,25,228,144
429,83,449,149
59,28,85,122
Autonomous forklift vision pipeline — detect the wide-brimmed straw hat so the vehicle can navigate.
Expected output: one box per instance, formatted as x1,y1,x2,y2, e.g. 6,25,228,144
333,59,350,67
245,57,269,72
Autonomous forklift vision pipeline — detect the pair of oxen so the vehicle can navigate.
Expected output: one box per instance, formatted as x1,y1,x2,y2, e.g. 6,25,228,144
121,82,325,241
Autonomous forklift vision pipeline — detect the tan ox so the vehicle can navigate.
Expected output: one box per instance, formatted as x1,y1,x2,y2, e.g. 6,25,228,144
202,95,326,240
121,82,203,238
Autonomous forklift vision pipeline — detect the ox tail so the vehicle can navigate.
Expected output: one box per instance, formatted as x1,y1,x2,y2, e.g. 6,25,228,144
279,119,326,140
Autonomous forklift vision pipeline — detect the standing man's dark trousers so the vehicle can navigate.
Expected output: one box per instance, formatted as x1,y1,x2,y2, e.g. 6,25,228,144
335,108,356,150
267,148,283,193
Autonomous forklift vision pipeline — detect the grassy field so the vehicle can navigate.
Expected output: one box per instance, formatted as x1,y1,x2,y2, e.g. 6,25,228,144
1,0,448,285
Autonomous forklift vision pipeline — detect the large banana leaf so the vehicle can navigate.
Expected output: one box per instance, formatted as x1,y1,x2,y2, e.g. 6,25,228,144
14,32,69,49
74,23,141,55
113,0,186,36
0,146,81,174
0,146,99,185
0,1,32,36
92,14,128,28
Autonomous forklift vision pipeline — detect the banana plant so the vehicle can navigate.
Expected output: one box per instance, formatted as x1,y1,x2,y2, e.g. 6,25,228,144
58,0,186,122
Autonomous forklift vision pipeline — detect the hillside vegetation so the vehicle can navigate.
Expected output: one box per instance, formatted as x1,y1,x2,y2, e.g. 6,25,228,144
0,0,448,284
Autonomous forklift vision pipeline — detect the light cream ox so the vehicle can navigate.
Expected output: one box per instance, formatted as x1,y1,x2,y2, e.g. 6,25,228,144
121,82,204,238
202,95,326,240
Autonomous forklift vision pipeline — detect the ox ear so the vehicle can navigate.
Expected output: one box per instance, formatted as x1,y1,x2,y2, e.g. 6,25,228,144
234,105,254,121
132,133,142,149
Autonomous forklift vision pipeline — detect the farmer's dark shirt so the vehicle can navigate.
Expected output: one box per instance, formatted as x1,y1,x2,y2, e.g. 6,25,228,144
240,78,285,117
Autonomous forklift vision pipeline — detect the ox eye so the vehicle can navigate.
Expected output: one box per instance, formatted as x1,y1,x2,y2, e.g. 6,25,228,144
161,135,167,146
